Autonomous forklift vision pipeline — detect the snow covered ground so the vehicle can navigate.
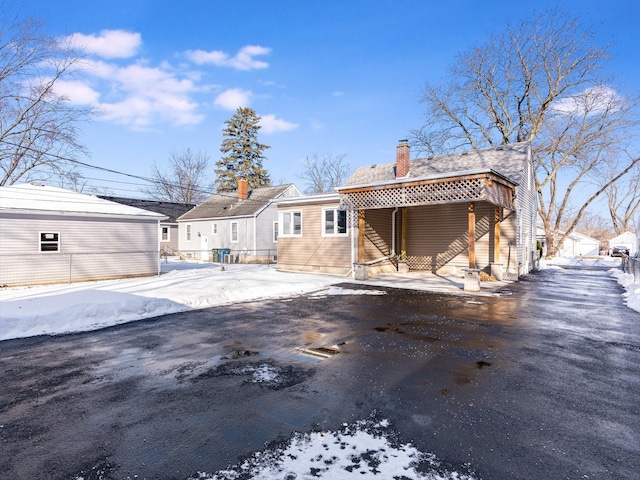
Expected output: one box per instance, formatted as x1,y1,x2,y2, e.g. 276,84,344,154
2,256,638,342
4,256,637,480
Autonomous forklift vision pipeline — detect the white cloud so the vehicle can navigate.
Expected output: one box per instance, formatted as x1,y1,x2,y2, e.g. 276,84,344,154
185,45,271,70
54,80,101,104
259,114,299,134
65,30,141,59
214,88,252,110
552,86,623,115
332,91,344,97
311,120,325,130
77,59,203,128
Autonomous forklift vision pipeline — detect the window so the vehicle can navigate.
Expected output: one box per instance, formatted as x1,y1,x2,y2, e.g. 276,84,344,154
40,232,59,252
161,226,170,242
323,208,347,236
230,221,238,243
273,221,278,242
186,224,192,241
280,210,302,237
212,223,218,235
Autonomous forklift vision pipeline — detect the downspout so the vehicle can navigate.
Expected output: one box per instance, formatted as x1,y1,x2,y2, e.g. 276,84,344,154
360,207,399,267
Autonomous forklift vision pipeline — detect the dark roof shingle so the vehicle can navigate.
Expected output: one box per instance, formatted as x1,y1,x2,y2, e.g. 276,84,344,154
99,196,195,223
178,184,295,221
342,142,530,188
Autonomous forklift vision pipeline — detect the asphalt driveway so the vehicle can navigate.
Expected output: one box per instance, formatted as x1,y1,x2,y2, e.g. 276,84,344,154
1,266,639,479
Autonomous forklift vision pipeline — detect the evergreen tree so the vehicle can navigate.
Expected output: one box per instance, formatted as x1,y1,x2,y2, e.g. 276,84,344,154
214,107,271,192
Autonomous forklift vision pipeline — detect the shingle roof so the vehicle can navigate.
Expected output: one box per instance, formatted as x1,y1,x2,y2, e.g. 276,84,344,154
342,142,530,188
178,184,296,221
99,196,195,223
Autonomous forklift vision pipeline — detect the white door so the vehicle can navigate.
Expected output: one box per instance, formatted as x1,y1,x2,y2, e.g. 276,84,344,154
200,235,210,261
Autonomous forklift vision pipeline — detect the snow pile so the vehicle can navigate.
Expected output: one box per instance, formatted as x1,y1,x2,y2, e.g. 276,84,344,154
610,269,640,313
0,261,341,341
192,418,476,480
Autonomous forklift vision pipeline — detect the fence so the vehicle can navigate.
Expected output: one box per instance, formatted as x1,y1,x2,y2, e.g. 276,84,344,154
167,249,278,266
623,256,640,284
0,251,160,287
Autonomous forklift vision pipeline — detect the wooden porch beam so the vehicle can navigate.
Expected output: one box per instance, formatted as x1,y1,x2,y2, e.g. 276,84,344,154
358,210,365,263
468,202,476,268
494,206,501,262
401,207,407,260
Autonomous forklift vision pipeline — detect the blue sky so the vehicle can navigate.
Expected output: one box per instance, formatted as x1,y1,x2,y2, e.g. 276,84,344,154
15,0,640,197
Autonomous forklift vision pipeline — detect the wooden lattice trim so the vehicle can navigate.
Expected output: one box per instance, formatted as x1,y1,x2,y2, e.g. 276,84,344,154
340,176,514,211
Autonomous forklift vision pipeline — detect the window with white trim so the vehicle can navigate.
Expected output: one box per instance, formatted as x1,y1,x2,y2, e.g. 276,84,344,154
279,210,302,237
161,226,170,242
212,223,218,235
273,221,278,242
230,221,238,243
40,232,59,252
186,224,192,241
322,208,347,236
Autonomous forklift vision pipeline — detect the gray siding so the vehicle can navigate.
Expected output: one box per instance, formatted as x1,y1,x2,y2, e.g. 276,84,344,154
0,212,160,286
515,152,538,275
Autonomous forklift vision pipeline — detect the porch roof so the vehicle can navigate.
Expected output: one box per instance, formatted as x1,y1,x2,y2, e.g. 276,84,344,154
336,142,528,211
337,169,516,211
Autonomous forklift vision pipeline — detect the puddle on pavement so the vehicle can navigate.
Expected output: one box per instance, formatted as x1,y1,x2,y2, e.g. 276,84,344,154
295,345,341,360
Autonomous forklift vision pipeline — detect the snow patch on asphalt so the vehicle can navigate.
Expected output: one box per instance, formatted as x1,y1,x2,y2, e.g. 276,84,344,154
310,286,387,297
610,268,640,313
191,418,476,480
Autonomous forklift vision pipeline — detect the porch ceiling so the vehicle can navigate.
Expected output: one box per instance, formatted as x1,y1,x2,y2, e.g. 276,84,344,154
338,172,515,211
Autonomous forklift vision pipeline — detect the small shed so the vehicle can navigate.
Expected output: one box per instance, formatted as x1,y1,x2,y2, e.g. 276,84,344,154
557,232,600,258
608,231,637,256
0,183,166,286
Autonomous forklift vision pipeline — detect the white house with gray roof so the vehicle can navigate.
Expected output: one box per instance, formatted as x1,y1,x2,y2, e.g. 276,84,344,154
332,140,538,280
177,180,301,262
0,183,166,286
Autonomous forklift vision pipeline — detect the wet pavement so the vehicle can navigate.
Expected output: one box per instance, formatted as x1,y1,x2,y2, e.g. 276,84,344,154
1,266,639,479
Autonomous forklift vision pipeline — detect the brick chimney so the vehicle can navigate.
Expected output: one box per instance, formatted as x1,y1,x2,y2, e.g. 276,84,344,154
238,178,249,200
396,139,410,178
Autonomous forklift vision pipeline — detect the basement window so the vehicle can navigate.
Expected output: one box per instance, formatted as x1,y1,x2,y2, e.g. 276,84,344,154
40,232,59,252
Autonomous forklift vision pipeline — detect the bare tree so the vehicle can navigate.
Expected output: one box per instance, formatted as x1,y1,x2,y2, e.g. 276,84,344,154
605,162,640,234
0,10,94,186
300,153,350,194
143,148,212,204
412,9,639,258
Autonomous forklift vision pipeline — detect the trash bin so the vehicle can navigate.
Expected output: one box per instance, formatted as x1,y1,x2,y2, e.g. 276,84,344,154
211,249,220,262
220,248,231,263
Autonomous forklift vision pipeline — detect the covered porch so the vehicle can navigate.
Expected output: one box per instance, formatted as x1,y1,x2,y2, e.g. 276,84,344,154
338,169,519,281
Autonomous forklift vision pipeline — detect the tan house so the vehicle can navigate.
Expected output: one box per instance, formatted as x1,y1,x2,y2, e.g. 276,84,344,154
278,141,538,281
277,193,352,275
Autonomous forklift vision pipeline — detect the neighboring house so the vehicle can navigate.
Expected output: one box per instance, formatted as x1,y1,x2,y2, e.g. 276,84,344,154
277,193,352,275
556,231,600,258
329,140,537,280
99,196,195,253
0,183,166,286
608,231,637,256
177,180,301,262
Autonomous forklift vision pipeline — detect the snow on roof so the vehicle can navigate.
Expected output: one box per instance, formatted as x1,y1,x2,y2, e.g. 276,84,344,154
0,183,166,219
